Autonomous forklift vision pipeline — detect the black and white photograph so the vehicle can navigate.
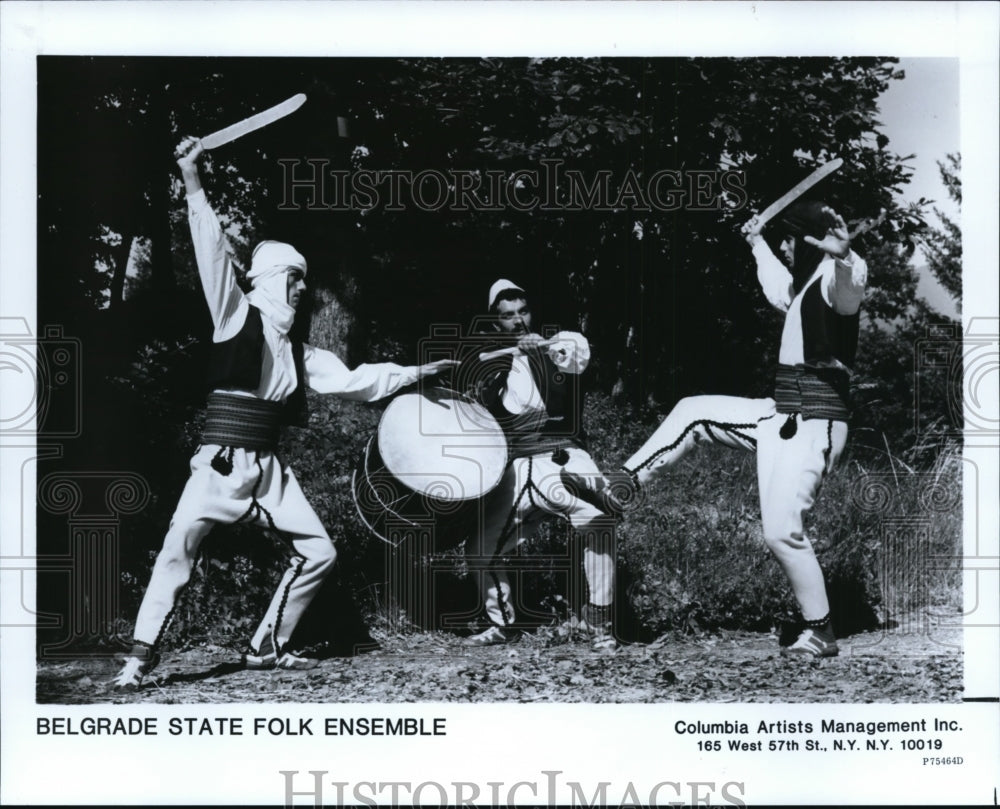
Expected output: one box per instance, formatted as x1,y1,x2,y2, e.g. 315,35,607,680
2,2,998,806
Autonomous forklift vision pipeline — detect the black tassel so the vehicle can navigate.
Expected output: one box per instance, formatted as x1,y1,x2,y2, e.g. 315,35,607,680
779,413,798,440
211,446,234,476
551,448,570,466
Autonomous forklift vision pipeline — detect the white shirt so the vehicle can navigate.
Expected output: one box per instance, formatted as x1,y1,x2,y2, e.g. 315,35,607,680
752,240,868,366
500,331,591,415
187,189,418,403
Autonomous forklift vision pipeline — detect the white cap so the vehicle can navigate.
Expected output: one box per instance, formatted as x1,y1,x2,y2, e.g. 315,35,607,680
488,278,525,309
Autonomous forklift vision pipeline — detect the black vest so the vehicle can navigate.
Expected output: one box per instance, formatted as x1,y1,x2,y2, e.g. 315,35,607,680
799,277,861,373
477,349,586,457
771,273,861,417
205,305,307,424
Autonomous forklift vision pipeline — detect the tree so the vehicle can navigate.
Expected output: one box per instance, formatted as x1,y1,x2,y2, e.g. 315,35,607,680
311,57,928,409
38,56,942,472
38,55,956,650
851,154,963,456
921,153,962,308
41,57,929,389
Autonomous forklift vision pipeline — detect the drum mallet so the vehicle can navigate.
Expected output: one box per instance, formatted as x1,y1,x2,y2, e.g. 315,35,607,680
478,339,557,362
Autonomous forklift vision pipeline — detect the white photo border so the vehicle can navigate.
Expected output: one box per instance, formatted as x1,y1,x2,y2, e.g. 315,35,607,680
2,2,997,806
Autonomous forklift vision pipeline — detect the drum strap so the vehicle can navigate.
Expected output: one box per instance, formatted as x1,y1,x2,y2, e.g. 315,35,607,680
486,455,585,629
492,455,577,558
489,471,534,629
492,465,533,560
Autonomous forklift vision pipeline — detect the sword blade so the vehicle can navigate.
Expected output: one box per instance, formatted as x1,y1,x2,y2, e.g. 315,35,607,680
200,94,307,150
757,158,843,225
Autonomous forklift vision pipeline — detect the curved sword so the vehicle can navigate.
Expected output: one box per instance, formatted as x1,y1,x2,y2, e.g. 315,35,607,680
200,94,307,150
756,158,843,226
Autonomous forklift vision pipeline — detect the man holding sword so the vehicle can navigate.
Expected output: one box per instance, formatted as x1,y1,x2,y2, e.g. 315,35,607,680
112,135,455,689
612,198,868,658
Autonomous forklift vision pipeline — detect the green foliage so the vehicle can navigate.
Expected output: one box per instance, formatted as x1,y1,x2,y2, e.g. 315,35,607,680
851,304,963,464
154,534,288,649
335,57,926,404
921,153,962,306
37,57,960,651
40,56,930,401
105,380,960,651
588,394,962,638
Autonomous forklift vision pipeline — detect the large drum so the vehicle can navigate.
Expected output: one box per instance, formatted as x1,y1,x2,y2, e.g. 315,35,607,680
352,388,508,546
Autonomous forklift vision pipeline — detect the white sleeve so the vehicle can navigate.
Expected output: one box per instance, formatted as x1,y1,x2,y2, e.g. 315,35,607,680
752,240,793,313
187,189,247,340
822,251,868,315
546,331,590,375
302,344,419,400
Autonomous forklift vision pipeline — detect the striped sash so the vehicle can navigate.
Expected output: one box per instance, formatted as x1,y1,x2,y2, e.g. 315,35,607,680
773,365,850,422
508,434,581,461
203,392,284,451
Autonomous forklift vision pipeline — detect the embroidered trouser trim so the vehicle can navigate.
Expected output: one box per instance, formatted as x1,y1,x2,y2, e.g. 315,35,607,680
132,444,336,655
622,395,847,621
473,447,616,627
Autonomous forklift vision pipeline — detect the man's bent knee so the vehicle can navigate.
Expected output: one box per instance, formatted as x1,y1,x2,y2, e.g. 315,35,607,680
302,539,337,570
762,527,813,555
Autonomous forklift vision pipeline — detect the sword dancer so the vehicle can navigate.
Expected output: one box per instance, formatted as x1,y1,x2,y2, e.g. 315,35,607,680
112,137,455,689
614,202,867,657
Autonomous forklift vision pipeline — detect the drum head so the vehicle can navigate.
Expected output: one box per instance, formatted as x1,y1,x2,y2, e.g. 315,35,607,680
377,388,507,501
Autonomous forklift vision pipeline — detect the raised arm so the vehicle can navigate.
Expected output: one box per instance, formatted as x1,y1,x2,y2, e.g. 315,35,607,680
803,206,868,315
303,346,458,401
823,251,868,315
742,214,793,312
174,137,247,339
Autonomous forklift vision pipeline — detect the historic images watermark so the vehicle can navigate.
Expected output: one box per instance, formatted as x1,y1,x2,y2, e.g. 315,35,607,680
279,769,747,808
0,316,152,655
278,158,748,213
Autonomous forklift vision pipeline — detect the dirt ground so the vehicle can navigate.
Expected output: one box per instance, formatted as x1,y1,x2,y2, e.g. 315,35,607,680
38,615,962,705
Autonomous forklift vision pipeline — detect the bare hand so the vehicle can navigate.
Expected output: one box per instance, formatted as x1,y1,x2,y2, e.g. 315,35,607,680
740,214,765,246
803,206,851,260
174,136,204,171
416,359,460,378
517,333,546,353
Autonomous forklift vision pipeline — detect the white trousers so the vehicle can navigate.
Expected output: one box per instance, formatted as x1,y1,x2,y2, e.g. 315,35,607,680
133,443,336,655
623,395,847,621
472,447,616,627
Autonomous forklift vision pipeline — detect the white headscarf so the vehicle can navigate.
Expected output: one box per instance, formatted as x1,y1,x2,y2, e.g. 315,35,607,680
245,240,307,335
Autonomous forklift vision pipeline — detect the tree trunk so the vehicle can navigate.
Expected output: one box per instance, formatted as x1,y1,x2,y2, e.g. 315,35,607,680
144,86,177,295
307,284,353,359
108,234,134,308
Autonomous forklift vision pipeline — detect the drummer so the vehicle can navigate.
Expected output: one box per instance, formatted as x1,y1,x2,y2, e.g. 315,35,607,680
466,279,621,648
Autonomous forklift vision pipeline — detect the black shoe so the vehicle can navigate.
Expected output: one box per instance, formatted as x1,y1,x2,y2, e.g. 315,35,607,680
604,469,640,513
559,469,639,517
